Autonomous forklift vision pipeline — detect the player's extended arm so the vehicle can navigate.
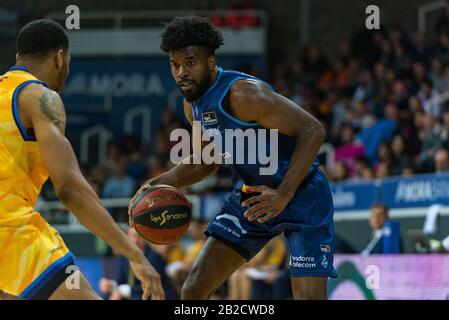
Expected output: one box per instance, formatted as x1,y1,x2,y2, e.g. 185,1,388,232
229,80,326,223
144,100,219,188
20,84,164,300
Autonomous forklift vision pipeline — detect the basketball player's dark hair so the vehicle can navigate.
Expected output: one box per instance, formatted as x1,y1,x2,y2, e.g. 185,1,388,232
160,16,224,55
371,203,389,217
16,19,68,57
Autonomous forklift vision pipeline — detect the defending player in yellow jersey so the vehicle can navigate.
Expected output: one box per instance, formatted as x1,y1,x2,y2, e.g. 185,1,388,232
0,64,74,299
0,19,165,300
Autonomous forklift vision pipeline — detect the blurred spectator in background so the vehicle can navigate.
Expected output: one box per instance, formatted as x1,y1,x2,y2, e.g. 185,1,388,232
391,134,413,175
106,142,121,164
430,58,449,93
418,113,442,171
434,148,449,173
333,123,365,177
350,155,371,181
356,112,397,164
180,218,208,270
126,150,147,186
401,166,416,176
249,238,289,300
151,128,171,161
361,203,403,255
374,141,394,177
102,156,136,199
413,32,433,64
362,166,375,181
166,218,208,297
99,227,177,300
418,79,441,117
102,156,136,222
145,155,167,181
228,236,287,300
376,162,391,179
86,165,108,197
438,108,449,150
332,161,349,182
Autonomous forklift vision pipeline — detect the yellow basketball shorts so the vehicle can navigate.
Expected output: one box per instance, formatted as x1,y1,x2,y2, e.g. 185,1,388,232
0,213,75,299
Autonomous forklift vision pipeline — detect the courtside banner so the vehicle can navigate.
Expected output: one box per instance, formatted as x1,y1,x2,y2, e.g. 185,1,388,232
330,181,379,212
378,172,449,209
329,254,449,300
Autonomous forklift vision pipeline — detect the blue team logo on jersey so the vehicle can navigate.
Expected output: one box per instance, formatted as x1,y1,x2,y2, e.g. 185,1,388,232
202,111,218,125
321,254,329,268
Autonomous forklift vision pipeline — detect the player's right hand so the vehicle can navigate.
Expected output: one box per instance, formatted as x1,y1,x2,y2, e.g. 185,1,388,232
129,253,165,300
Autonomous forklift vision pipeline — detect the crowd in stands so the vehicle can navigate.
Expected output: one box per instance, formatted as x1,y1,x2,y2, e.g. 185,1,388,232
273,16,449,182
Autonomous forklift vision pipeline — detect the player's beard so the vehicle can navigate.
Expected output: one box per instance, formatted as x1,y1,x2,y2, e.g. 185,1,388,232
178,77,211,103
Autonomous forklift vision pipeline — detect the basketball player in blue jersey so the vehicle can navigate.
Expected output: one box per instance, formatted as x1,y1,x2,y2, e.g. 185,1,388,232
132,16,337,299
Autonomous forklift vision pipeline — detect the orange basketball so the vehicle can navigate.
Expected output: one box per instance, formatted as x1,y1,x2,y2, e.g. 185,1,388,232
130,184,191,244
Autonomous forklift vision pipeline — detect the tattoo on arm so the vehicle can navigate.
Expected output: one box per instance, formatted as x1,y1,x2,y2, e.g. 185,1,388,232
39,90,66,131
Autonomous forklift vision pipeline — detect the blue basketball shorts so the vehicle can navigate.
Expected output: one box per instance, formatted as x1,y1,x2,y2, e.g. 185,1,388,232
205,168,338,278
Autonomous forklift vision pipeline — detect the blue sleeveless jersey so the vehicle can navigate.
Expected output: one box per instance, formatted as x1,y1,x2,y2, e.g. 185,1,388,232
191,66,320,189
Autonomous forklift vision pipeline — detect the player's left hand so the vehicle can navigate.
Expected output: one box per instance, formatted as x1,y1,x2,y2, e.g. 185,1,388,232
128,182,152,226
242,185,293,223
129,253,165,300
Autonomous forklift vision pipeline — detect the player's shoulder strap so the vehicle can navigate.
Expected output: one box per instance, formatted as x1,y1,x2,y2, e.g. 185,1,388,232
219,66,276,93
0,66,49,141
